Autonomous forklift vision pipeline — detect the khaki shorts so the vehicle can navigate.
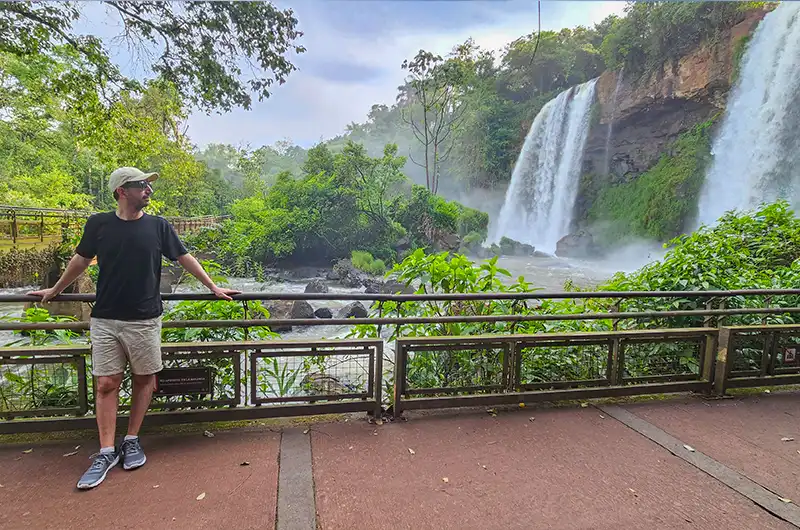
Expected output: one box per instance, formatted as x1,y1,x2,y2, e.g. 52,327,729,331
90,317,163,377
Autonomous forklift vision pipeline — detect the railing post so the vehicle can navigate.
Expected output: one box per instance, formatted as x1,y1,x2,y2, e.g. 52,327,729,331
701,298,719,389
713,327,732,396
609,300,622,385
508,339,520,392
11,211,17,244
392,340,406,418
374,341,384,419
39,212,44,242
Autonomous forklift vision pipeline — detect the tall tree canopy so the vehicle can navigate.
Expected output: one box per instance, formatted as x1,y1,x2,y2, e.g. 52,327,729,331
0,1,305,112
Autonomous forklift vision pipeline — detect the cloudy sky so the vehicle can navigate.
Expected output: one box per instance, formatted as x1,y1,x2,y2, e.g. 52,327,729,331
85,1,628,149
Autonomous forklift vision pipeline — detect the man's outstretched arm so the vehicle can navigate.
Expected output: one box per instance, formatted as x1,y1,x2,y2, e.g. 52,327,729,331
27,254,93,302
176,253,241,301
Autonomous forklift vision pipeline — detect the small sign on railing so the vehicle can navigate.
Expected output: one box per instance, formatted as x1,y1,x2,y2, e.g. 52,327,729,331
155,367,213,396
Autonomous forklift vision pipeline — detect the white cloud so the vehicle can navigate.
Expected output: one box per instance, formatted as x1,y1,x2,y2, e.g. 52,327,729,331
186,1,628,149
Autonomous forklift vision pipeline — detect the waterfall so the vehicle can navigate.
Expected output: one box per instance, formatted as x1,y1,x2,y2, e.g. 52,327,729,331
493,79,598,253
697,3,800,226
603,67,624,176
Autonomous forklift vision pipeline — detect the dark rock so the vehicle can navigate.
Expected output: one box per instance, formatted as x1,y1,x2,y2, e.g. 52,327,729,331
364,279,383,294
555,230,597,259
532,250,552,258
326,268,341,281
264,300,316,330
337,302,368,319
301,372,350,394
333,259,367,288
304,278,329,293
314,307,333,319
497,237,536,257
380,280,414,294
290,300,315,319
262,300,293,332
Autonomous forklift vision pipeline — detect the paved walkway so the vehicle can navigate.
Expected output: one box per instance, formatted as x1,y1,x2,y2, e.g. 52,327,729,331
2,391,800,529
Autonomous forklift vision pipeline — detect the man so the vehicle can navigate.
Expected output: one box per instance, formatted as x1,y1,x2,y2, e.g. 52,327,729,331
28,167,239,490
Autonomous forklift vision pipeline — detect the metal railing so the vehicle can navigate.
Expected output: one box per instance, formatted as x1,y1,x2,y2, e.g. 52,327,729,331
1,289,799,433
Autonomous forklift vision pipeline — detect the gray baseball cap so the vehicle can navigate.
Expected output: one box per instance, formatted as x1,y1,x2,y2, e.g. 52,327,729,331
108,167,159,192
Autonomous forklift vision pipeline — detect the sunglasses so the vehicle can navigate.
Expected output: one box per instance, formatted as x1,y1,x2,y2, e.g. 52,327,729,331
121,181,153,190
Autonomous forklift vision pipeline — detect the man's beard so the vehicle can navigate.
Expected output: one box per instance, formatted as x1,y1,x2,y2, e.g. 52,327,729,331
134,197,150,211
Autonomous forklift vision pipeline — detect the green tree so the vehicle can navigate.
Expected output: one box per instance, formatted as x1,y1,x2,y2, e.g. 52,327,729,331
0,1,305,112
400,49,468,194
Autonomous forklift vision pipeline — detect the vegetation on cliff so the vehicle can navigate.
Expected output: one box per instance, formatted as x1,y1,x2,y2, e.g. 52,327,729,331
586,119,715,248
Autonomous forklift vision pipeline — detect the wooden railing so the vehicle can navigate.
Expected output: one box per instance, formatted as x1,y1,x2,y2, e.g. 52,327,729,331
0,205,228,247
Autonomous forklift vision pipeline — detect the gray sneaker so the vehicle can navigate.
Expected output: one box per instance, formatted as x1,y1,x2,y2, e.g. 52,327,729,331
77,451,119,489
120,438,147,470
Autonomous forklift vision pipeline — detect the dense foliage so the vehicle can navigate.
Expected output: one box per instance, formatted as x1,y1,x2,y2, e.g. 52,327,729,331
187,142,489,268
344,202,800,395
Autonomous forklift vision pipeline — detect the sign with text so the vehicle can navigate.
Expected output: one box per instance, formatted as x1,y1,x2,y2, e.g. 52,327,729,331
156,367,213,396
785,347,799,365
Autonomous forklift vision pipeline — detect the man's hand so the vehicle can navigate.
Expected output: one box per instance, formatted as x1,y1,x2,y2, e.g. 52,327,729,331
27,287,59,303
211,286,241,301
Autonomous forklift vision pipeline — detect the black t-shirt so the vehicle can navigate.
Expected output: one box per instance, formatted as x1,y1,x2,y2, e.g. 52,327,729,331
76,212,188,320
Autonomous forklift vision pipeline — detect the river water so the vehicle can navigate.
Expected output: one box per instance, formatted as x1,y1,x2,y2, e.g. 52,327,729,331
0,253,650,344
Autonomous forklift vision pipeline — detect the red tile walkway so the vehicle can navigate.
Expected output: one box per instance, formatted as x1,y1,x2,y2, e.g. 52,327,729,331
1,391,799,530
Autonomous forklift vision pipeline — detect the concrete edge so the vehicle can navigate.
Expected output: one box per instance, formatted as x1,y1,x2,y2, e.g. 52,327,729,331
599,404,800,528
277,428,316,530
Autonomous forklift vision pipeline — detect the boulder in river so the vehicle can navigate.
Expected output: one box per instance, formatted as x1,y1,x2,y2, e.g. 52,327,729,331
290,300,315,319
263,300,315,331
555,230,596,259
333,259,367,288
364,279,383,294
304,278,329,293
337,302,368,319
314,307,333,319
380,280,414,294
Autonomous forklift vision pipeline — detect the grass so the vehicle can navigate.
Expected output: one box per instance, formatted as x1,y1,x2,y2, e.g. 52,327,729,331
0,235,60,251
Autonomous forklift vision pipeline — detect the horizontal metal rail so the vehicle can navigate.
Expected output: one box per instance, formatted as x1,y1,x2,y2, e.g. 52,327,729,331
1,306,798,332
3,288,800,304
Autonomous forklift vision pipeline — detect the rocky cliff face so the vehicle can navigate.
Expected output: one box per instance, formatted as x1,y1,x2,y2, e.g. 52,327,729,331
578,9,767,199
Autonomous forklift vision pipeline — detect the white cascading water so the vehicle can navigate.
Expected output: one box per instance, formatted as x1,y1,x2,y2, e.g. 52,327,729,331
492,79,598,252
697,3,800,226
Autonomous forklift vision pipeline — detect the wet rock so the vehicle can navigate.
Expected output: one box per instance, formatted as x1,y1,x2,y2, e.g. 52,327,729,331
380,280,414,294
263,300,315,330
364,279,383,294
304,278,329,293
314,307,333,319
337,302,368,319
333,259,367,288
290,300,315,319
555,230,597,259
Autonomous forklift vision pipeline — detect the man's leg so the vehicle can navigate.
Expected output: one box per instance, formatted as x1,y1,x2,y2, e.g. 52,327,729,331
119,316,163,470
77,319,126,490
95,374,123,448
128,373,156,436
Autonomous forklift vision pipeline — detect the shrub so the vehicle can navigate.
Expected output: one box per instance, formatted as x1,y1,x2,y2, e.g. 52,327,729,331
351,250,387,275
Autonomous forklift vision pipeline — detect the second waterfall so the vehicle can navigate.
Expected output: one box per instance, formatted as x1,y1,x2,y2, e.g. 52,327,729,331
493,79,598,253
